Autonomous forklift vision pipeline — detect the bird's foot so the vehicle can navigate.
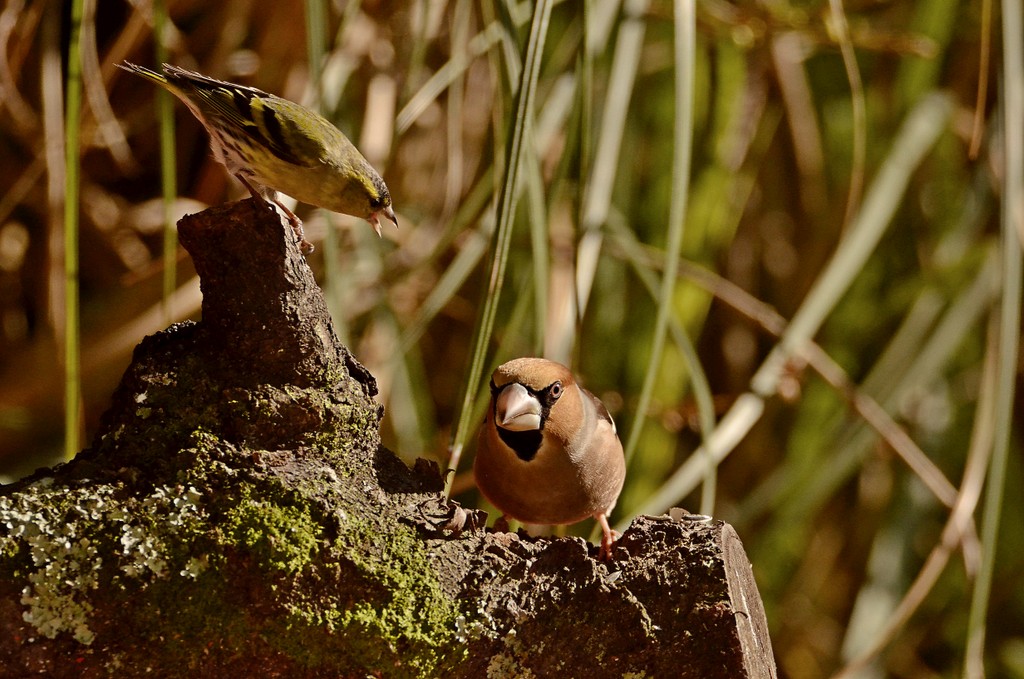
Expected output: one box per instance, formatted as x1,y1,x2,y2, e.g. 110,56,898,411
235,174,314,254
272,202,314,254
288,215,315,255
269,199,314,254
596,513,620,561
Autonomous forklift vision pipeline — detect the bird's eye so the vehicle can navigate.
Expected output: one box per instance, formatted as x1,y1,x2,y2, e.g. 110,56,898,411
549,381,563,400
369,196,383,209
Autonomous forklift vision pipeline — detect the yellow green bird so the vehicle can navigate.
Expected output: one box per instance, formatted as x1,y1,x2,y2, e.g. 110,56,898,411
119,61,397,253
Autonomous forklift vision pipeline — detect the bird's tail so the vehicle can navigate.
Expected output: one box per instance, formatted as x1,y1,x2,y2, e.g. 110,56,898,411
117,61,169,86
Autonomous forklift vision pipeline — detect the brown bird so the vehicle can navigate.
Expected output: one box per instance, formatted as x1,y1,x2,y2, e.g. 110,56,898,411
474,358,626,560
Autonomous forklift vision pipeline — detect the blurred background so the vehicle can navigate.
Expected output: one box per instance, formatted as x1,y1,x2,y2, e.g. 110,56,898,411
0,0,1021,676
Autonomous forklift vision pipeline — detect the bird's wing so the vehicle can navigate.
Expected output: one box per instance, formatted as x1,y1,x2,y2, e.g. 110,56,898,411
161,65,310,167
580,386,617,434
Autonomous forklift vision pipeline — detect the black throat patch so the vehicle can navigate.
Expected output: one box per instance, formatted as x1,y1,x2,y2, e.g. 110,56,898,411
490,378,564,462
497,428,543,462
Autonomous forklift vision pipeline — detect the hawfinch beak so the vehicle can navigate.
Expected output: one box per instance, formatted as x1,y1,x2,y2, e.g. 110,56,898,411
495,383,542,431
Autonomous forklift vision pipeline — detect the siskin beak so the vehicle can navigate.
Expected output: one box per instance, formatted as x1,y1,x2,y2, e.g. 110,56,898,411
367,206,398,238
367,213,383,238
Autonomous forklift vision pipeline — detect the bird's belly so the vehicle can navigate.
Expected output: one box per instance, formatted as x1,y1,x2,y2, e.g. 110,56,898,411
474,453,607,526
247,156,365,218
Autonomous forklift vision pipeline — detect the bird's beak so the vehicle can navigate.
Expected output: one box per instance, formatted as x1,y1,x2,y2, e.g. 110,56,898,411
367,206,399,238
495,383,542,431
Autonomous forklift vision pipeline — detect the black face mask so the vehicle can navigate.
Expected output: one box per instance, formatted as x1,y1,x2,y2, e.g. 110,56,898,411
490,380,563,461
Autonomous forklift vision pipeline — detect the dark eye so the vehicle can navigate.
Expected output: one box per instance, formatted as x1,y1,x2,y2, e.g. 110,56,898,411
549,381,563,400
369,195,384,209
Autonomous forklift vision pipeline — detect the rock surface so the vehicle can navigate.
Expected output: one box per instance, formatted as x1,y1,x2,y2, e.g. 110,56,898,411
0,200,775,678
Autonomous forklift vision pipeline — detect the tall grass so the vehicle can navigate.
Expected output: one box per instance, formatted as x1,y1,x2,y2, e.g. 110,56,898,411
964,0,1024,675
0,1,1019,676
446,0,554,495
154,0,177,324
63,0,85,459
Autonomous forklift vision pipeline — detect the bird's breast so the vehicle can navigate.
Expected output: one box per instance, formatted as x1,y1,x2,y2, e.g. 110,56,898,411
474,421,619,525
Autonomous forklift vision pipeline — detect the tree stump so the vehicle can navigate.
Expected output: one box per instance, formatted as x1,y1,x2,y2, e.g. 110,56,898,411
0,200,776,678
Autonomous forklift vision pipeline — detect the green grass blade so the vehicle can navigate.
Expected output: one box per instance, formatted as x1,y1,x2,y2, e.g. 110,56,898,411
525,144,549,356
576,0,647,316
833,323,996,678
965,1,1024,672
605,212,716,511
621,0,699,502
397,21,505,134
826,0,866,226
63,0,84,460
780,247,1000,520
750,93,953,398
154,0,177,324
627,92,953,521
445,0,554,496
304,0,328,87
399,223,491,355
398,169,496,354
444,0,471,217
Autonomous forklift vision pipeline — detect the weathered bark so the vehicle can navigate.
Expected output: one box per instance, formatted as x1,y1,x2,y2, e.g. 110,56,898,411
0,200,776,678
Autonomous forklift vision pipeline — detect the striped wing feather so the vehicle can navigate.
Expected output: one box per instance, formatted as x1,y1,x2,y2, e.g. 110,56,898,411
160,64,311,168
